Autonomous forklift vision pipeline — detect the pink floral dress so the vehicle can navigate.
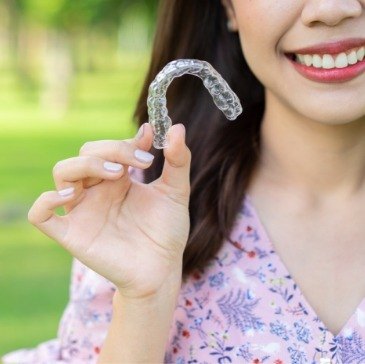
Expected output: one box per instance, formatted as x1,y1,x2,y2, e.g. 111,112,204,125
3,167,365,364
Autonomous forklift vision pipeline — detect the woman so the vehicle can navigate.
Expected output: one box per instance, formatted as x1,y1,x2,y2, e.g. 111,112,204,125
3,0,365,363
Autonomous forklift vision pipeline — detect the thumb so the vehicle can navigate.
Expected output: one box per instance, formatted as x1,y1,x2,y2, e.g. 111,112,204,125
160,123,191,199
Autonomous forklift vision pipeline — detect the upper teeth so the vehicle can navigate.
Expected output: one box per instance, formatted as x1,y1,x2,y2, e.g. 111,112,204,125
295,46,365,69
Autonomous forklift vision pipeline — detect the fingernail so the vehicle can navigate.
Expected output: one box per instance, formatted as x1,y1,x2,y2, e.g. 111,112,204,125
134,149,154,163
178,123,186,139
167,124,185,145
166,125,176,145
136,124,145,140
58,187,75,197
104,161,123,172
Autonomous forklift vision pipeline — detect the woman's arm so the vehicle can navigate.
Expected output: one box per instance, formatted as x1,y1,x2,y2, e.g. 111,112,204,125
97,266,182,364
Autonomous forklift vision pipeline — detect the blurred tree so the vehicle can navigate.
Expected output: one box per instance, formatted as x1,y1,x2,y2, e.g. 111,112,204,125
3,0,36,88
1,0,159,114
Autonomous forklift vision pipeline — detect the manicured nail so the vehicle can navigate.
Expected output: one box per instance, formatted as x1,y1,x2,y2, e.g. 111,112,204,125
104,161,123,172
58,187,75,197
134,149,154,163
136,124,145,140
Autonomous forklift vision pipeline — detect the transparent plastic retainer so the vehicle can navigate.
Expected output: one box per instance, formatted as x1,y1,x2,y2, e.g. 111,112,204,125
147,59,243,149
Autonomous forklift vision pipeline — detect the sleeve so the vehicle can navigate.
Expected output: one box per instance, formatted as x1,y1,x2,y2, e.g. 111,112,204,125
1,167,145,364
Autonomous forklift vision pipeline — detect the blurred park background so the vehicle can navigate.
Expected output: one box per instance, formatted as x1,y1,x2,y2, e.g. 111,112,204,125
0,0,158,356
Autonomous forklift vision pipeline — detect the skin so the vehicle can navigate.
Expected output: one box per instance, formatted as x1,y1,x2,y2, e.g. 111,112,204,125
222,0,365,336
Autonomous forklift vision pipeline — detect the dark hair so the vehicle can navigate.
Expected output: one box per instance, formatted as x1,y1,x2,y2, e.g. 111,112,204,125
133,0,265,281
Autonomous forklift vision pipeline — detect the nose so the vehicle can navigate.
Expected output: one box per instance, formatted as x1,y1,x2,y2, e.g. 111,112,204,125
301,0,363,27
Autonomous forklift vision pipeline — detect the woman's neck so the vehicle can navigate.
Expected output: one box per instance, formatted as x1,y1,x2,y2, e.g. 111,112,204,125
256,90,365,204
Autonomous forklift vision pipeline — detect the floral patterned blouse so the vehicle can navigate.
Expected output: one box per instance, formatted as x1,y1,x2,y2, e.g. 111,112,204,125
3,166,365,364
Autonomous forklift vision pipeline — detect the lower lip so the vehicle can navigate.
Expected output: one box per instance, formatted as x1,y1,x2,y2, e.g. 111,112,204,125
286,54,365,83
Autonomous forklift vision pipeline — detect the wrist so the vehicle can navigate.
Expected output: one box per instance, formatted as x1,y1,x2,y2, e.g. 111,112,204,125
113,265,182,308
100,267,182,364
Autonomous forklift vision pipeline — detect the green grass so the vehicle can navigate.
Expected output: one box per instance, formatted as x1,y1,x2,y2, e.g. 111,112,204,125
0,51,149,357
0,223,71,354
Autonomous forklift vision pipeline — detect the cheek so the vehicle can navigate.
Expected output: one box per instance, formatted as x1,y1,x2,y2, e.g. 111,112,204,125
237,22,280,93
233,1,297,81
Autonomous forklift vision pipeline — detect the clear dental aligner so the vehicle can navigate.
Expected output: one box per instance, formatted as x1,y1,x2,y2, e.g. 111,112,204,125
147,59,243,149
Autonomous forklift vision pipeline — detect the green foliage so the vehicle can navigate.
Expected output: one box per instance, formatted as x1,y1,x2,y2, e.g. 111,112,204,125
15,0,159,31
22,0,66,25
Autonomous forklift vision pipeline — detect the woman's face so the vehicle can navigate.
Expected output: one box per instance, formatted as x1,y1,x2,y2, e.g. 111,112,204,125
224,0,365,124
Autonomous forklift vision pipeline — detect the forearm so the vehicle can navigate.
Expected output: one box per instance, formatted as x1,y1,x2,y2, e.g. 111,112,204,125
97,268,182,364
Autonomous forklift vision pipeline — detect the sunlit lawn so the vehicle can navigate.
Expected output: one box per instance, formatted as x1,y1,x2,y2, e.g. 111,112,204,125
0,51,149,357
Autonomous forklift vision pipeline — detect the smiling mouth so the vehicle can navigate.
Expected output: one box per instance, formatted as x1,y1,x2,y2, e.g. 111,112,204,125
284,45,365,69
283,48,365,83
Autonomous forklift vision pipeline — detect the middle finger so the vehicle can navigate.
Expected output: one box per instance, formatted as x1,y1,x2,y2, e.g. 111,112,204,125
52,155,125,192
78,139,155,169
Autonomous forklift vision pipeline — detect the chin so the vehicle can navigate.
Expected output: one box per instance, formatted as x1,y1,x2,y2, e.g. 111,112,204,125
300,107,365,125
